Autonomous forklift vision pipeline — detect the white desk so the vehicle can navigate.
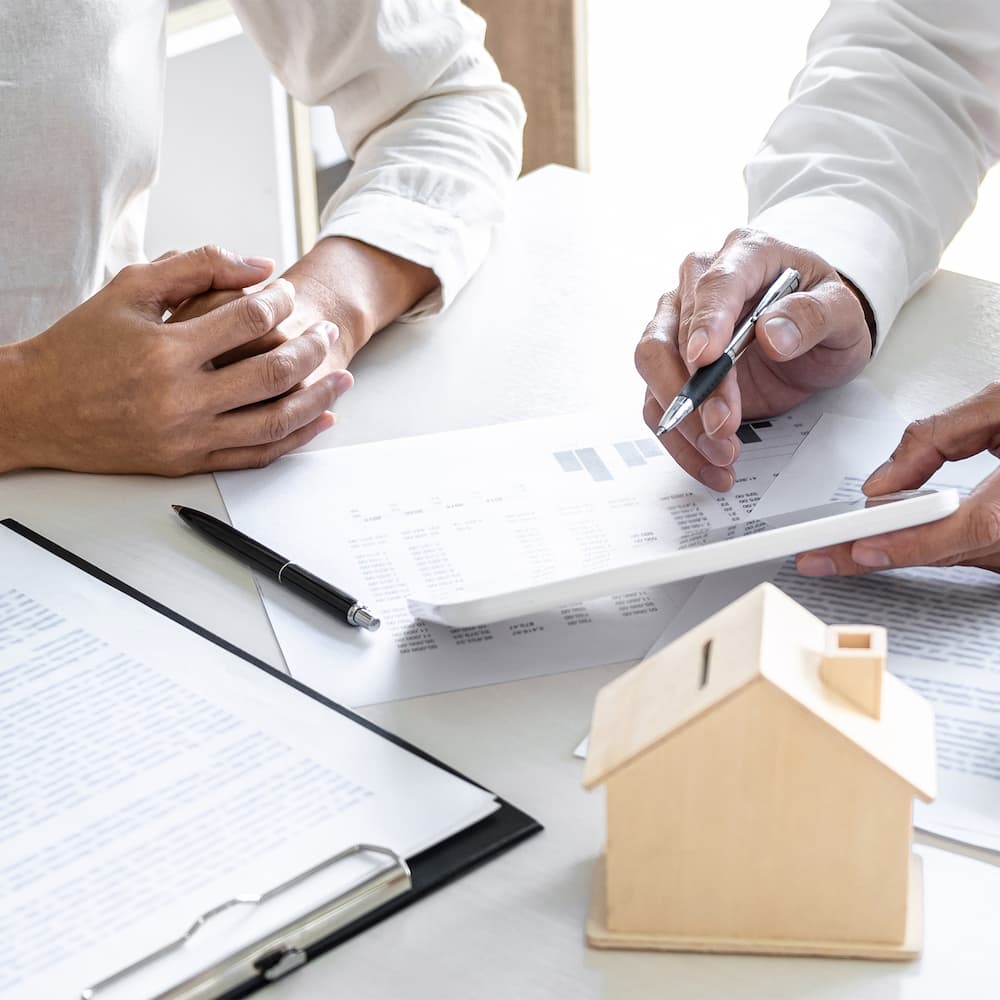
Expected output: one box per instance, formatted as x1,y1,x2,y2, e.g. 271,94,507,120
4,167,1000,999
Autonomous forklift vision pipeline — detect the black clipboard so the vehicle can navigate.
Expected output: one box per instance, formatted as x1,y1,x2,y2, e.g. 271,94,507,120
2,519,542,999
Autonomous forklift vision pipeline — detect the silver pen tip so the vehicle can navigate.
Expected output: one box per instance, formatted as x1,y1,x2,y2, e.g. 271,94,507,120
349,606,381,632
657,397,694,436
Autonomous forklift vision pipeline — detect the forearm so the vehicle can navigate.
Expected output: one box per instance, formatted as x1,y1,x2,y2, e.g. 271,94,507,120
282,236,438,358
232,0,524,315
745,0,1000,341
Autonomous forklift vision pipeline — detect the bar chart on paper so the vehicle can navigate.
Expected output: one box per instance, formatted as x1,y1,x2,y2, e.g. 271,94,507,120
216,406,837,708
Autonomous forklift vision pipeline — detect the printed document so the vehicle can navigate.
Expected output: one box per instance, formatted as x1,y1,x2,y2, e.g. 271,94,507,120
646,413,1000,851
217,405,847,707
0,528,496,1000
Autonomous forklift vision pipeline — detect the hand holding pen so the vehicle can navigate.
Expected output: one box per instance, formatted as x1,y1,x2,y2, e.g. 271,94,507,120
635,230,875,492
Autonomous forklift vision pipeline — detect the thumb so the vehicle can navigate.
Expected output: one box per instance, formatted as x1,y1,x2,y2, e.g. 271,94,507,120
143,245,274,312
864,384,1000,495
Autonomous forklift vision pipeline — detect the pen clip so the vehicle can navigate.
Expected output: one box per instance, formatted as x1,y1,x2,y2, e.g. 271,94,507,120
748,267,801,323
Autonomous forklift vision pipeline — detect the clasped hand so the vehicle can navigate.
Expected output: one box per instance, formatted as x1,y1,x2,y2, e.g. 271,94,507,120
5,246,352,475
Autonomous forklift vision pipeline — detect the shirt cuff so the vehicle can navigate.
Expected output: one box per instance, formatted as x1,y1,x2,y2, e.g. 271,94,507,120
748,195,912,353
316,190,491,322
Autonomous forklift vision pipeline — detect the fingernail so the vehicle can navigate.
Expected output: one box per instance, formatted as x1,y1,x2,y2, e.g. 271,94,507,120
241,255,274,271
699,465,734,492
702,398,731,436
864,459,893,490
686,328,709,365
798,555,837,577
275,277,296,299
334,371,354,395
763,317,801,357
852,545,892,568
696,433,736,466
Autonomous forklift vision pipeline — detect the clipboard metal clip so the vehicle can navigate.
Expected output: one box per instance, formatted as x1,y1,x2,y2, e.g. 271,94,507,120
80,843,411,1000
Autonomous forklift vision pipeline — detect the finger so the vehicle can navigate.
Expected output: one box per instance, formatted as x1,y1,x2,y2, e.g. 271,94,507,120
130,245,275,313
636,317,741,460
207,412,337,472
644,391,735,492
209,320,337,409
215,371,349,450
799,467,1000,574
681,233,782,370
183,279,297,363
864,384,1000,496
684,230,833,371
674,252,713,369
754,276,866,361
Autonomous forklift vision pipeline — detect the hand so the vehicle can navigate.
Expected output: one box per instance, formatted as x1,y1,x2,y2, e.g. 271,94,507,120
797,384,1000,576
1,246,351,476
636,229,873,491
169,235,439,382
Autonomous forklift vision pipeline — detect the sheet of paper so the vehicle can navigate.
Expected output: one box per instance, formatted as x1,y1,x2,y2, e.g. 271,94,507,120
0,527,496,1000
217,402,863,708
643,413,1000,850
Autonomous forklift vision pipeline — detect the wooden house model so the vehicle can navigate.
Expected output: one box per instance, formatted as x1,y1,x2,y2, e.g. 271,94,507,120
583,583,937,960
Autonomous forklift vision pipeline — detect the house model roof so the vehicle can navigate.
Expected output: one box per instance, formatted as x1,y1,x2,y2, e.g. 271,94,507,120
583,583,936,801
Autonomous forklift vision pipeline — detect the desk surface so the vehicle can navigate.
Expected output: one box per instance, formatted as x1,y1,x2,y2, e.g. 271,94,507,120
4,166,1000,999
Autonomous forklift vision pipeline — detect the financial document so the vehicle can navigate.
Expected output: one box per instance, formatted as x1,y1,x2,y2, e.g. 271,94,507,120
0,527,496,1000
217,404,850,708
645,414,1000,850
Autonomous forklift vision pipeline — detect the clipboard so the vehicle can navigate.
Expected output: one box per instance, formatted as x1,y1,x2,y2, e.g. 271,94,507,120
1,518,542,1000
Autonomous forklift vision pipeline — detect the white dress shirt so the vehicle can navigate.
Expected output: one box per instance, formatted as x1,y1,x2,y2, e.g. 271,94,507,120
0,0,524,344
745,0,1000,345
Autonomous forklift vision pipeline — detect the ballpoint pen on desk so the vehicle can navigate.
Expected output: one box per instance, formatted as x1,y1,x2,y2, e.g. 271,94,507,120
655,267,801,436
172,505,381,632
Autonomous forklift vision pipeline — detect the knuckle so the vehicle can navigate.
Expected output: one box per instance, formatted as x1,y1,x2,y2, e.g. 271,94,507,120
251,444,281,470
657,289,678,313
965,503,1000,551
263,404,294,443
634,337,654,372
725,227,762,249
790,291,827,332
678,252,711,282
900,416,937,451
240,294,275,336
262,349,297,393
198,243,227,264
635,334,666,374
114,262,145,287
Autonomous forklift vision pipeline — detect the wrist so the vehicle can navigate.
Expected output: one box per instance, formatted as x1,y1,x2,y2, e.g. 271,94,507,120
282,236,437,360
0,340,36,474
838,273,877,356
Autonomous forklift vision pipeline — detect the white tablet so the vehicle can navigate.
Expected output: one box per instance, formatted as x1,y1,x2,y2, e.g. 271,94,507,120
408,488,959,628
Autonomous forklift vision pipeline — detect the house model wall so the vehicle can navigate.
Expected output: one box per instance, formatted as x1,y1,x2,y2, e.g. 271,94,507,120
584,583,937,959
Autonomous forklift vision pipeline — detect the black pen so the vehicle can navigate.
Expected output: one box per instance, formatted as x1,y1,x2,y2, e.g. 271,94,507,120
656,267,801,435
172,505,380,632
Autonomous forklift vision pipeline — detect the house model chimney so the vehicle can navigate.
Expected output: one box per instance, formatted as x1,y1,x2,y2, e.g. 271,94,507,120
819,624,886,720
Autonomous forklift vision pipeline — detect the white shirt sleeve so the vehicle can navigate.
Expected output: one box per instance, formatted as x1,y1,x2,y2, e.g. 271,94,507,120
745,0,1000,345
229,0,525,318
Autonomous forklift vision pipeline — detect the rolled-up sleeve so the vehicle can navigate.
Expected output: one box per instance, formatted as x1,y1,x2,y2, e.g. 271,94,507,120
231,0,525,318
745,0,1000,346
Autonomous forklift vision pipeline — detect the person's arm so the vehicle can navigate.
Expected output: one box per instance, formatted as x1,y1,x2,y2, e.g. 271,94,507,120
229,0,525,353
636,0,1000,493
747,0,1000,344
